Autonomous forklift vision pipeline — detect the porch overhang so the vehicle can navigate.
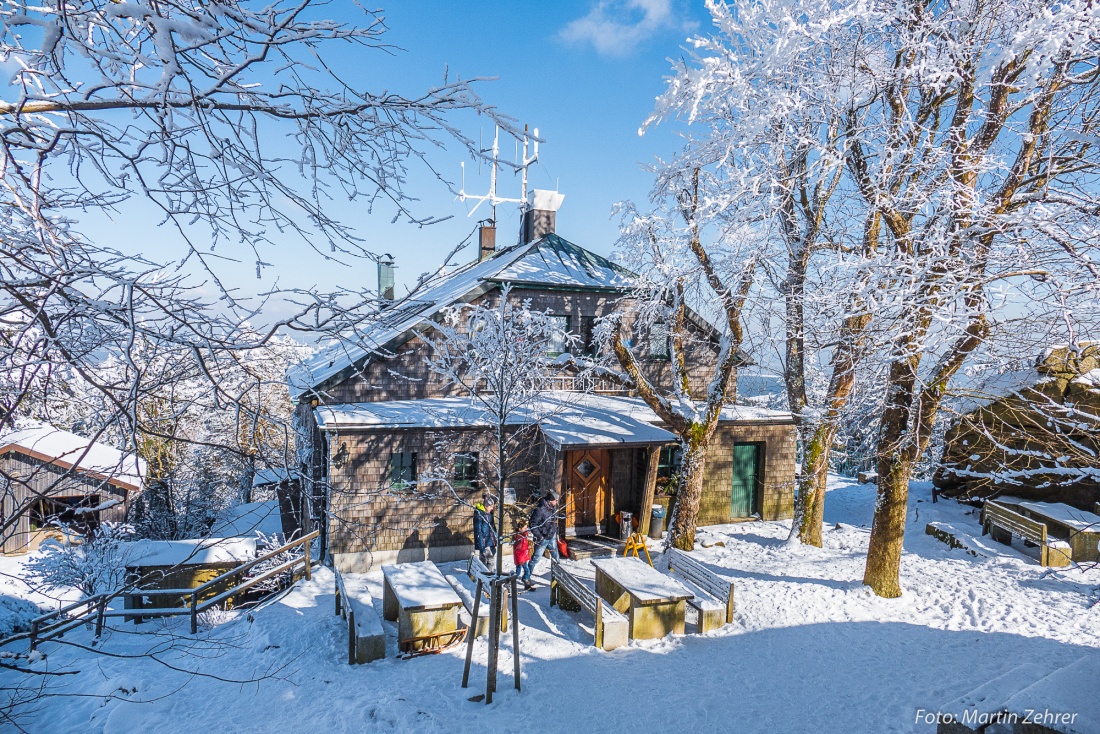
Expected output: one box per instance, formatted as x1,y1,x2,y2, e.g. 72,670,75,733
537,406,677,450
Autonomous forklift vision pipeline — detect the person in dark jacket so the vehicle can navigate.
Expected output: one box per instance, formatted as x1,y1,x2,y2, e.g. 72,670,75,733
473,495,497,567
526,492,560,581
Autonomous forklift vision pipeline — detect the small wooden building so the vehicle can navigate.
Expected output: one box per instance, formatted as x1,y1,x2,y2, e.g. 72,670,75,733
0,422,144,554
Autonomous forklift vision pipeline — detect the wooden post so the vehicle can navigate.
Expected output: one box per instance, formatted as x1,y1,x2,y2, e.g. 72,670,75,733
594,594,604,650
29,620,38,652
347,606,356,665
303,538,311,581
510,576,521,692
639,447,662,537
485,581,501,704
462,579,483,688
334,572,341,616
95,598,106,638
190,591,198,635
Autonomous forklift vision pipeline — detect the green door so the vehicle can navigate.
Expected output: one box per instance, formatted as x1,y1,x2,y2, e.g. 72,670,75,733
730,443,759,518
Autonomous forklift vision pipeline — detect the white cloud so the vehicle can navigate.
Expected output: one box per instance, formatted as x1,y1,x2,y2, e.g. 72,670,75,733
558,0,677,57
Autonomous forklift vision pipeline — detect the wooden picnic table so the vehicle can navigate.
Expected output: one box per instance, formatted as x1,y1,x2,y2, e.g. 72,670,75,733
382,561,464,652
591,556,693,640
1012,500,1100,563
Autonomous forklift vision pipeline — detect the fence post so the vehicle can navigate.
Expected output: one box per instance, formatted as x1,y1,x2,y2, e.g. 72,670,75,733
304,538,311,582
334,572,341,616
190,591,198,635
29,620,38,652
95,597,106,639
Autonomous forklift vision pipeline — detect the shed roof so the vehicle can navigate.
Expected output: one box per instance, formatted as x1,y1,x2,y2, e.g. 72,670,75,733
0,422,145,492
125,537,257,568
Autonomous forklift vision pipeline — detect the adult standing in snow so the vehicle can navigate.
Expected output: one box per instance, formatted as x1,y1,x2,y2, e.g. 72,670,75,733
474,494,497,567
527,492,560,582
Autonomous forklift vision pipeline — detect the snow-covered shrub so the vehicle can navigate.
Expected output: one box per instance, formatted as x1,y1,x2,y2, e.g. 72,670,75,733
25,523,135,597
0,595,41,637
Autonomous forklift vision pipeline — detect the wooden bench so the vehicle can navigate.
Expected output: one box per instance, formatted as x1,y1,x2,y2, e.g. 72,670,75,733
550,559,628,651
981,500,1072,567
445,572,492,638
665,548,735,632
466,555,509,631
334,568,385,664
382,561,465,652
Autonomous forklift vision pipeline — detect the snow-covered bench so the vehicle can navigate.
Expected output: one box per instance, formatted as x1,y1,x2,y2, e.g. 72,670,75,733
665,548,735,632
465,555,509,631
445,572,492,638
981,500,1072,567
334,569,385,664
550,559,628,651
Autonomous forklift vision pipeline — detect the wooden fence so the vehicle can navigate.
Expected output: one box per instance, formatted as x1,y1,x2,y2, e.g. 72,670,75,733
2,530,319,650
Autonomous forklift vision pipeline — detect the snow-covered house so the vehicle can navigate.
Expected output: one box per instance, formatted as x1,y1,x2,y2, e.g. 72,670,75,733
289,193,796,570
0,422,145,554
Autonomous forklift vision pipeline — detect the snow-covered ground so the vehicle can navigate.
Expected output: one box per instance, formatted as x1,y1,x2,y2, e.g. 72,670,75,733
3,477,1099,733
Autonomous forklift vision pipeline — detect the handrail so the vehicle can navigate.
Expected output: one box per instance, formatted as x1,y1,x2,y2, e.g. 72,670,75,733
191,530,318,597
1,529,319,648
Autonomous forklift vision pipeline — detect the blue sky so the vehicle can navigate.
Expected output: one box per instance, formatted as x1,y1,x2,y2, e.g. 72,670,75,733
77,1,712,317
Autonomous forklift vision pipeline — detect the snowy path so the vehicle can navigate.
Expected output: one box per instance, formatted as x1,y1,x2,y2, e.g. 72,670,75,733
4,477,1099,733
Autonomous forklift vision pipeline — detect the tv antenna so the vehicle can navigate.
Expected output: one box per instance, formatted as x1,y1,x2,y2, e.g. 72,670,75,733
459,124,540,223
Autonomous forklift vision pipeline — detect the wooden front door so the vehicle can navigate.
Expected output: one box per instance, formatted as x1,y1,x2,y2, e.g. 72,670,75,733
730,442,760,518
564,448,609,534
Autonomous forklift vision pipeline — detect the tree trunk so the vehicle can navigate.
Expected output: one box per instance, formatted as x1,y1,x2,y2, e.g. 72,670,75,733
796,422,837,547
862,456,912,598
669,437,707,551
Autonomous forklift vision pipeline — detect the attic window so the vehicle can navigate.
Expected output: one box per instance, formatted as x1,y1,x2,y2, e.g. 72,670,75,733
579,315,597,356
547,315,571,357
649,322,670,360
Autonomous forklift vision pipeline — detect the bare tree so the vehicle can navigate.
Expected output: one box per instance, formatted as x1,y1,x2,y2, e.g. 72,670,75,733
0,0,510,550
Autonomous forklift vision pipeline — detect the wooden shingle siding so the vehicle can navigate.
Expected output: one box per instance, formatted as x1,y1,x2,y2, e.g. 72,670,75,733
698,424,797,524
318,287,723,404
1,451,131,554
325,427,543,570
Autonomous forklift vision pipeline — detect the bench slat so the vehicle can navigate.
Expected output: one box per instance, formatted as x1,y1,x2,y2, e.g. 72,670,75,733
551,560,627,651
667,549,735,627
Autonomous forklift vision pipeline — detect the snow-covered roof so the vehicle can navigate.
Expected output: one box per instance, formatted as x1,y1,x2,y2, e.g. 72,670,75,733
0,422,145,491
287,234,636,402
315,392,794,446
949,367,1045,415
252,468,291,487
210,501,285,539
125,537,257,567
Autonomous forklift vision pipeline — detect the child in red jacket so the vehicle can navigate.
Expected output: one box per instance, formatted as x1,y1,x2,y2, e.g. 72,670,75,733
513,519,534,591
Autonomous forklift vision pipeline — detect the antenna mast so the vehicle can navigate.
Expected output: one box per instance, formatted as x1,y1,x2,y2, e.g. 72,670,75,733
458,125,540,223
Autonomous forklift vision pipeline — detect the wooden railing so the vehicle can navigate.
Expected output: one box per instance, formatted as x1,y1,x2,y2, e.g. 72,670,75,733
122,530,318,633
333,565,356,665
1,530,319,650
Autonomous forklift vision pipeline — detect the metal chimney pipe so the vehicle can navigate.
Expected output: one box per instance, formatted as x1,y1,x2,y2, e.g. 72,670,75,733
377,254,395,301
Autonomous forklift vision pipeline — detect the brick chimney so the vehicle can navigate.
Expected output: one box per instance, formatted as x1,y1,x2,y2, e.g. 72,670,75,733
522,189,565,243
478,220,497,261
377,253,395,301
